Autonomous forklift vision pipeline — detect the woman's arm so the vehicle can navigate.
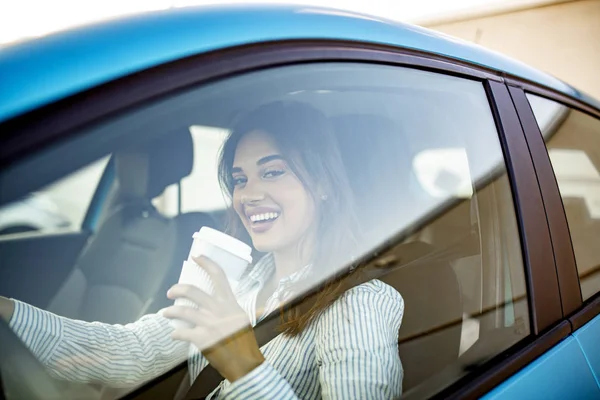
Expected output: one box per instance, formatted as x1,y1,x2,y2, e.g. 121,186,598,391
6,298,189,387
216,361,298,400
315,280,404,400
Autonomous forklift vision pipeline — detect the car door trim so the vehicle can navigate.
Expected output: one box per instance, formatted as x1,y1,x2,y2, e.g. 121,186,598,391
570,296,600,331
442,321,571,399
486,80,562,333
505,77,600,120
507,85,582,318
506,78,600,328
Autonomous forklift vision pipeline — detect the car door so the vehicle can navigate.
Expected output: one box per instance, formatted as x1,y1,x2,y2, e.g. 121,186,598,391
489,82,600,395
0,40,574,399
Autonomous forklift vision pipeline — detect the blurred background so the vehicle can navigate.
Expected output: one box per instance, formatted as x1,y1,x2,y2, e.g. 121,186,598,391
1,0,598,99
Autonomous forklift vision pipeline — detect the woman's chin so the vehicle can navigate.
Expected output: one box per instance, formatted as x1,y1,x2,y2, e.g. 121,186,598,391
251,233,285,254
252,240,277,254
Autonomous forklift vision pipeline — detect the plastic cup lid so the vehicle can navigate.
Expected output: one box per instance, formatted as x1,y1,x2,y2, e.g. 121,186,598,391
193,226,253,264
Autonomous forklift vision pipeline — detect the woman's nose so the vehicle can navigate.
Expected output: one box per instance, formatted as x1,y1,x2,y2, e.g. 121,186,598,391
240,191,266,204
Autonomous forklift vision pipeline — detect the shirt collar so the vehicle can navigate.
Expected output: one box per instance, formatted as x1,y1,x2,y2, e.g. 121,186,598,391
244,253,313,288
280,263,313,286
247,253,275,285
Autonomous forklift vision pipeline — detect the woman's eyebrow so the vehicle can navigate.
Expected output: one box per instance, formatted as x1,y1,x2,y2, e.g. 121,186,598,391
231,167,243,174
257,154,284,166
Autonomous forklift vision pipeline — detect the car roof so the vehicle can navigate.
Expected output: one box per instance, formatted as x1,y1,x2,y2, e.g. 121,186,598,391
0,4,598,124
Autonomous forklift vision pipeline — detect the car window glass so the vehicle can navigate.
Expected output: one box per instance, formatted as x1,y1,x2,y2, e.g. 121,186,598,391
0,157,109,237
0,63,530,400
527,93,600,300
153,126,230,217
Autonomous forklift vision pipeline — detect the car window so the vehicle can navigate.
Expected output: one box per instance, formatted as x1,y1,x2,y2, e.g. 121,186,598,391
0,157,109,237
0,62,530,400
527,93,600,301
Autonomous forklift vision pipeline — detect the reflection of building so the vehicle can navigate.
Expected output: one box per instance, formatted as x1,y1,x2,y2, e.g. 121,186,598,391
550,149,600,219
421,0,600,99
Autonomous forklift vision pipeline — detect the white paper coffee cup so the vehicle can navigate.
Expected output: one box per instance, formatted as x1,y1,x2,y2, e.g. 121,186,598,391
188,227,253,281
169,261,212,329
169,227,252,329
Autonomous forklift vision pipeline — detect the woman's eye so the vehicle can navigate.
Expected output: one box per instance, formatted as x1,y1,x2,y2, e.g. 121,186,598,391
232,176,247,186
263,169,285,179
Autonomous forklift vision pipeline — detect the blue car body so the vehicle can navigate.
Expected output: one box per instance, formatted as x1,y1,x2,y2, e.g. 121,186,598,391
0,5,598,124
1,5,599,398
483,314,600,399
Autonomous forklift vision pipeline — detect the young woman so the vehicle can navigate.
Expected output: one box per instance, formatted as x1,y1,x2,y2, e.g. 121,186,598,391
0,101,405,399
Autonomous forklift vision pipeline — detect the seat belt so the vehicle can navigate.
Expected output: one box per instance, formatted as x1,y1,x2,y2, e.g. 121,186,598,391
176,309,282,400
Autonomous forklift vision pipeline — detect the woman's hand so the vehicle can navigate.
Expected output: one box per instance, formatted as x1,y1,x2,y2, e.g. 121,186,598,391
0,296,15,322
163,256,265,382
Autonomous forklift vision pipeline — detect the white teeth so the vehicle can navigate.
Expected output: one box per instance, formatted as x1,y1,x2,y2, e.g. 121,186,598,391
250,212,279,222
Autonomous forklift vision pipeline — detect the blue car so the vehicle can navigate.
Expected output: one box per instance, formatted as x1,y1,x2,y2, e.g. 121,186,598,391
0,5,599,400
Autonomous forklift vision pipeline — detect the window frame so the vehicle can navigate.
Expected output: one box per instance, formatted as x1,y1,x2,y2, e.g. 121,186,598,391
507,77,600,331
0,40,564,399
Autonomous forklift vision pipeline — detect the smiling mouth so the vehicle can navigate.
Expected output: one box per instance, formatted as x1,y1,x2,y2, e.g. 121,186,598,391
249,212,280,224
246,211,280,234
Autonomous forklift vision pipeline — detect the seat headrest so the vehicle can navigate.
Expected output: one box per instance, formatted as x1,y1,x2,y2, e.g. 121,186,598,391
331,114,412,247
146,129,194,198
331,113,411,191
115,129,193,200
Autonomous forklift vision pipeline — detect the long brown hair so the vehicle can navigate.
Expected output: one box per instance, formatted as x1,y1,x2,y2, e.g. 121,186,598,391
218,100,363,335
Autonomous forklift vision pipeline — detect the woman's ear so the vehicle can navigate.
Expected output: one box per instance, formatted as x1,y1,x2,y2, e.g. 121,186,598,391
315,182,330,202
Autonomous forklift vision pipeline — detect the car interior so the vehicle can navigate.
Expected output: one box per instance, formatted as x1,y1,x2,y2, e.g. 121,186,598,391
0,63,530,399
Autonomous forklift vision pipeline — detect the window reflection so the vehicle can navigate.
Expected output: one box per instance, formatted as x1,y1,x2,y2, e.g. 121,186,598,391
528,93,600,300
413,148,473,199
550,149,600,219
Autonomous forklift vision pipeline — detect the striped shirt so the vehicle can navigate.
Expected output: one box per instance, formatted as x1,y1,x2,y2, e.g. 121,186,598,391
9,254,405,399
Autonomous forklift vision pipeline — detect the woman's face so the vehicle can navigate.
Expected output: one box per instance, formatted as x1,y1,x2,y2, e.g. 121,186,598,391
231,130,317,254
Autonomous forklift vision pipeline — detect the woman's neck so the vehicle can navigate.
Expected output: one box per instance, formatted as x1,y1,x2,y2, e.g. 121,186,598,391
272,249,304,282
272,230,316,282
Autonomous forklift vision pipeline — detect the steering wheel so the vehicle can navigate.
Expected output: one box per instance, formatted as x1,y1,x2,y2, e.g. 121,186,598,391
0,317,64,399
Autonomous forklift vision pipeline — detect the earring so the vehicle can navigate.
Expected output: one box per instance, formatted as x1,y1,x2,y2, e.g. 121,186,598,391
321,194,328,201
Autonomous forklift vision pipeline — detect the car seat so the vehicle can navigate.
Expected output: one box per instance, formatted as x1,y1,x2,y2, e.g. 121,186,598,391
144,211,221,314
331,114,464,391
47,130,203,324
